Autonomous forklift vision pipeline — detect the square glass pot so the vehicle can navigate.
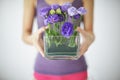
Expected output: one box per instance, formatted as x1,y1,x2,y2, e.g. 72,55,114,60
43,35,80,60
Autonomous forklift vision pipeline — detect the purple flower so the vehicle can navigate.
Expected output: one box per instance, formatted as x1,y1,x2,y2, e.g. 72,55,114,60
68,7,78,16
73,14,81,19
39,7,51,17
77,7,87,15
44,19,48,25
61,2,72,12
51,4,60,10
58,14,65,21
61,22,74,38
47,14,60,24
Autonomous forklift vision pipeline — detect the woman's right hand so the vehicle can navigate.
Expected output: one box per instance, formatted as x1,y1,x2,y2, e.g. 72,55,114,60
30,26,48,57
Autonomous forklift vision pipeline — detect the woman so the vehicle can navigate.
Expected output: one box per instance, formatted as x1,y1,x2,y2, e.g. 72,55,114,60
22,0,95,80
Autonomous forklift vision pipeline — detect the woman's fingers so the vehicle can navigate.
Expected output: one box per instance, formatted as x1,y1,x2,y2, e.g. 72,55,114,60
38,26,49,37
79,42,88,56
32,26,49,57
76,27,87,55
76,27,95,56
35,41,45,57
76,27,86,36
37,26,48,57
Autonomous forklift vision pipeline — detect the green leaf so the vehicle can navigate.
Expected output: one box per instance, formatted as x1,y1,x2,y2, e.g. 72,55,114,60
74,25,77,30
68,36,76,47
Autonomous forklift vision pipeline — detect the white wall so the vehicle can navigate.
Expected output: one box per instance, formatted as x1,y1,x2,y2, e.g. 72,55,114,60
0,0,37,80
0,0,120,80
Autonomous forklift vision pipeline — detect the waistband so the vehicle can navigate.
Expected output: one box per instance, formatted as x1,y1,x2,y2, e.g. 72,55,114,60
34,71,87,80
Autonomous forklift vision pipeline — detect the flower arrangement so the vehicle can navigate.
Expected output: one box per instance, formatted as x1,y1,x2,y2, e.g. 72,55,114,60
39,2,86,48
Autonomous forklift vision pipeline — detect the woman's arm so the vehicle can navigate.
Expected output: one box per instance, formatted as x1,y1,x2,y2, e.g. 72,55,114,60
22,0,47,57
22,0,36,45
77,0,95,56
83,0,94,32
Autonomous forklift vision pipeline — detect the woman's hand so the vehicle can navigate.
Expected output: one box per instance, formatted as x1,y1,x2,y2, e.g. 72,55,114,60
76,27,95,56
30,26,48,57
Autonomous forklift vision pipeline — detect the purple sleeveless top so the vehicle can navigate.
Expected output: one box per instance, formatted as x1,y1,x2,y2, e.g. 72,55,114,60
34,0,87,75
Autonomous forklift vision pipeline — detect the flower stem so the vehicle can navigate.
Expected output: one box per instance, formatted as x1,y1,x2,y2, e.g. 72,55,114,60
72,16,74,24
79,15,83,23
48,23,51,33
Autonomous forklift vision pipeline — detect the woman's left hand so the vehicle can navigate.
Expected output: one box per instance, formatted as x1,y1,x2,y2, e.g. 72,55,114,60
76,27,95,56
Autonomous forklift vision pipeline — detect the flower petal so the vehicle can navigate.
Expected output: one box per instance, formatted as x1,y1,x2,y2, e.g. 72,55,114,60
61,22,74,38
67,7,78,16
77,7,87,15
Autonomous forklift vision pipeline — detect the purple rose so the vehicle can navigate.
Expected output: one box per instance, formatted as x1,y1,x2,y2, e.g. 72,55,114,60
47,14,60,24
61,22,74,38
73,14,81,19
77,7,87,15
51,4,60,10
39,7,51,17
68,7,78,16
61,2,72,12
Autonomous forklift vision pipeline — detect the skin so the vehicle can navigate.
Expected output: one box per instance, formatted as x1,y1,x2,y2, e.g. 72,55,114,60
22,0,95,79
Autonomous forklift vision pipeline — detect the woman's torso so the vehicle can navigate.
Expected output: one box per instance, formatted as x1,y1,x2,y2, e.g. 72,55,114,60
34,0,87,75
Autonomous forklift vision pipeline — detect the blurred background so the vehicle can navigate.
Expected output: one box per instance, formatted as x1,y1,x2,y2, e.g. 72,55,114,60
0,0,120,80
